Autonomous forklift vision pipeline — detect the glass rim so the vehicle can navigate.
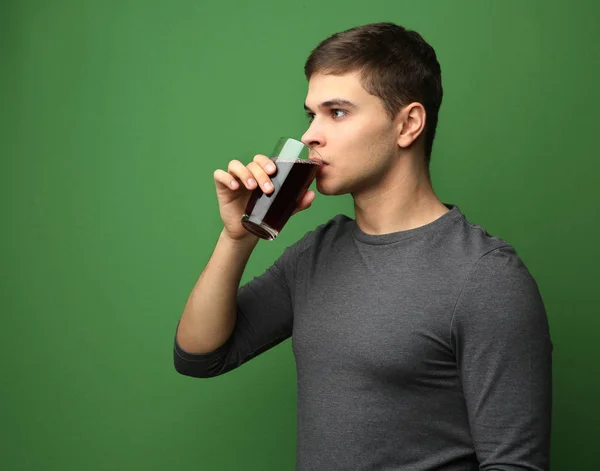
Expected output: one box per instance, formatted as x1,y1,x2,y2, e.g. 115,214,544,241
275,136,323,164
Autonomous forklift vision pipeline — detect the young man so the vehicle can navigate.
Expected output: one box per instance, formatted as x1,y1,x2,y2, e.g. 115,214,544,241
174,22,553,470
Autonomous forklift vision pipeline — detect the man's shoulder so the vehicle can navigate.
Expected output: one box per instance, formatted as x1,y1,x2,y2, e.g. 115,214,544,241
294,213,354,250
436,208,540,296
447,209,515,265
449,211,539,293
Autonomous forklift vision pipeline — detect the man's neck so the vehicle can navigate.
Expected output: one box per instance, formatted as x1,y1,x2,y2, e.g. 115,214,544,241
352,158,448,236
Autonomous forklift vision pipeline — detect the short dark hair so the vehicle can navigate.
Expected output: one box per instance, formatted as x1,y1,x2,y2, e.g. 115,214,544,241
304,22,443,174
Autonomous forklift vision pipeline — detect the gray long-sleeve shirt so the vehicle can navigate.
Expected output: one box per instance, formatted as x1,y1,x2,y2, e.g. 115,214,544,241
174,203,553,470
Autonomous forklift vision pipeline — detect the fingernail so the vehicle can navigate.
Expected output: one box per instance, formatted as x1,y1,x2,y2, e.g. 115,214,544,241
264,182,273,191
266,164,276,172
247,178,256,187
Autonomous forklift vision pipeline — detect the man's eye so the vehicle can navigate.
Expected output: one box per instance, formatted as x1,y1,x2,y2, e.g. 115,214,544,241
306,113,315,122
331,109,347,119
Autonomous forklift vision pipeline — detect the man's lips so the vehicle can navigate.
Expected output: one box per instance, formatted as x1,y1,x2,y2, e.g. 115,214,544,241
310,159,327,166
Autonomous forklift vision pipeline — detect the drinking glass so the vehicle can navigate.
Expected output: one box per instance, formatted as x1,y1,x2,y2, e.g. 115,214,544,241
241,137,323,240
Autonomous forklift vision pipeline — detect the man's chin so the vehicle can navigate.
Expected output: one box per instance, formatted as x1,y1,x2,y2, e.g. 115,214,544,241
315,179,347,196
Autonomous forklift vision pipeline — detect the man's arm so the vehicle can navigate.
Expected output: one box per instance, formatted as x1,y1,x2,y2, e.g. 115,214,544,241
174,229,299,378
451,246,553,471
176,229,259,354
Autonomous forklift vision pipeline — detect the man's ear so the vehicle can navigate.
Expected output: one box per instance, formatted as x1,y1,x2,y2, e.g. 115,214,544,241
396,102,426,149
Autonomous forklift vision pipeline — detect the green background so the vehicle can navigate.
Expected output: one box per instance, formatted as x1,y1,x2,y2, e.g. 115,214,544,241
2,1,598,470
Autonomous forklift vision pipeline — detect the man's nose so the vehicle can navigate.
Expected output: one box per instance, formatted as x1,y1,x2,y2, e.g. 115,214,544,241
301,123,325,148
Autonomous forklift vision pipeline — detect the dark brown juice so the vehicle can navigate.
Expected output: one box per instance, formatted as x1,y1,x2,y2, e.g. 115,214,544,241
241,159,321,239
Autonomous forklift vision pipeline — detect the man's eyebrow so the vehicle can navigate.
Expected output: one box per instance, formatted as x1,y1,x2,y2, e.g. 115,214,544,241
304,99,357,111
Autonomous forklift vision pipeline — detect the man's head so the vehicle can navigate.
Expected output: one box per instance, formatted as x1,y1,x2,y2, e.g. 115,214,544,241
301,22,443,196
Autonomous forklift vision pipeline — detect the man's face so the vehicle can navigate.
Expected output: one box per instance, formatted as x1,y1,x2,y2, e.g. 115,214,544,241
301,71,399,196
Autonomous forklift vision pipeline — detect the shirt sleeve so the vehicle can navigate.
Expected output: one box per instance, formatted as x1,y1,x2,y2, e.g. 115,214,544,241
173,238,302,379
450,246,553,471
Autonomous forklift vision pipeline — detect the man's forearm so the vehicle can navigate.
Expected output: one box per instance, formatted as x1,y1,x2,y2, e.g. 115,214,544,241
176,229,259,354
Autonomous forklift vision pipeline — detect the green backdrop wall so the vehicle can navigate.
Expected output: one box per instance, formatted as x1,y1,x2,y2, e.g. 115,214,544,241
2,1,599,470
